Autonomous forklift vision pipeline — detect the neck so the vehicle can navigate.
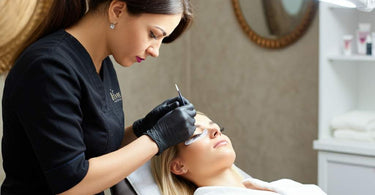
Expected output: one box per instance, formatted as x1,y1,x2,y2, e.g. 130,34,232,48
193,167,245,188
65,12,109,73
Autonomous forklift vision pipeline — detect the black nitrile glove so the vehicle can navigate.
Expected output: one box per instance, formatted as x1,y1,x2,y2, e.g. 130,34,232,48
133,96,189,137
145,102,196,155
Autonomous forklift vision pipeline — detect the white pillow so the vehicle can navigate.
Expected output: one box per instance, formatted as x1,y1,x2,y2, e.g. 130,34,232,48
127,161,252,195
127,161,161,195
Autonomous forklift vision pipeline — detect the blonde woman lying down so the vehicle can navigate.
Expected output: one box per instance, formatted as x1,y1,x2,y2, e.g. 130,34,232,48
151,112,326,195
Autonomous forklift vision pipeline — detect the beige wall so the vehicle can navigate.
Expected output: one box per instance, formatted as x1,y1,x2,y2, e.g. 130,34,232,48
0,0,319,186
188,0,319,183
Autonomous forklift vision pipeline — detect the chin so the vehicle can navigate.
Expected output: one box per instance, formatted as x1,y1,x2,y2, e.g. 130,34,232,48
218,149,236,167
111,56,133,67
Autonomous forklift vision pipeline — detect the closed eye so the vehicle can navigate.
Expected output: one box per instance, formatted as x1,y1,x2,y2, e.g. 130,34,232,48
150,31,157,39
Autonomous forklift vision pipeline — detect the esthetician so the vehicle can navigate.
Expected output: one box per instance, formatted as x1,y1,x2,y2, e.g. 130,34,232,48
1,0,195,194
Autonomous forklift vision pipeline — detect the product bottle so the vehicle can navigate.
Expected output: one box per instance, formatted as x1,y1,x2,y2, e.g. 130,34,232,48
372,32,375,56
343,35,353,56
366,35,372,55
357,23,371,55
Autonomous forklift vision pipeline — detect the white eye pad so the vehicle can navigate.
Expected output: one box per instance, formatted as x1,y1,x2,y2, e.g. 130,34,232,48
184,129,208,145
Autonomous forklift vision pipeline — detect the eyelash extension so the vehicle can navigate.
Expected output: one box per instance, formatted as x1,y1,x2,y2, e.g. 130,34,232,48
220,127,225,132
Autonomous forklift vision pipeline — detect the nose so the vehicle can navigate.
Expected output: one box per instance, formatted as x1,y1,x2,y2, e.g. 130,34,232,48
147,42,161,57
209,128,221,139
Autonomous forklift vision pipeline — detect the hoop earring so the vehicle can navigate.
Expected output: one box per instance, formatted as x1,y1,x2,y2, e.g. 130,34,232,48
110,23,116,30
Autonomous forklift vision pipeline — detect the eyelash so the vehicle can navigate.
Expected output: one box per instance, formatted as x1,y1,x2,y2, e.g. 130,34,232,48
150,31,157,40
220,127,225,132
193,127,224,137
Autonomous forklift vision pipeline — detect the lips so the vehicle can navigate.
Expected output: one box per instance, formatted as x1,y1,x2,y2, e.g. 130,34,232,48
214,140,228,148
136,56,144,63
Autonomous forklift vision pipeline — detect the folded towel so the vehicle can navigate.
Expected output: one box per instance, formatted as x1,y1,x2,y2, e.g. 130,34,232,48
330,110,375,132
333,129,375,142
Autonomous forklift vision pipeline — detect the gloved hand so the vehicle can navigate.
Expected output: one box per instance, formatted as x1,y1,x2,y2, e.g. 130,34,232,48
133,96,189,137
145,102,196,155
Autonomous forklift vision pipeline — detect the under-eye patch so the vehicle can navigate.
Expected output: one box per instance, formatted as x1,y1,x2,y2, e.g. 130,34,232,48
184,129,208,145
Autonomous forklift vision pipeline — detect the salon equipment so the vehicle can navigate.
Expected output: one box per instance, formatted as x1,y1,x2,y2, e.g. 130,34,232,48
175,84,185,106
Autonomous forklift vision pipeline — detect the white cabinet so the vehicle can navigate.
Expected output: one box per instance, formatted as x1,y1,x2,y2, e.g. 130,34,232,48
313,2,375,195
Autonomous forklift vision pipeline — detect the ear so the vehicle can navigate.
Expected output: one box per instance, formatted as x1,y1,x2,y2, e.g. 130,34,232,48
170,159,188,176
108,0,127,23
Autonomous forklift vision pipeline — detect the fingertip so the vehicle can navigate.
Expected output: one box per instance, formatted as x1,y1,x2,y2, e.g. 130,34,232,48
170,101,179,109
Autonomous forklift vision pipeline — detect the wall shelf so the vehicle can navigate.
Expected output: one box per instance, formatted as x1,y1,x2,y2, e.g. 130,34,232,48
314,139,375,157
316,2,375,194
328,55,375,62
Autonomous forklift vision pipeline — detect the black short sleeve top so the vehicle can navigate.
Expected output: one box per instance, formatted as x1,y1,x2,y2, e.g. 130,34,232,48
1,30,125,194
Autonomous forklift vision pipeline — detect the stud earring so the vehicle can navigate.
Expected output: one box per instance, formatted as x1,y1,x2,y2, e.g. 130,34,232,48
110,23,116,30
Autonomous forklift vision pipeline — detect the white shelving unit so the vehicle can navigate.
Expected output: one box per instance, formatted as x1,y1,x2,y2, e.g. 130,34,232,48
313,2,375,195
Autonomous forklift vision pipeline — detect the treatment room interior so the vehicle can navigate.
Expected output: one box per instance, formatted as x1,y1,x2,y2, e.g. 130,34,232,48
0,0,323,192
114,0,319,184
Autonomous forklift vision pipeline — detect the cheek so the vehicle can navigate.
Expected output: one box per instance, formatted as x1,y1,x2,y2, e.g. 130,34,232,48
182,138,236,173
109,29,147,66
180,142,210,166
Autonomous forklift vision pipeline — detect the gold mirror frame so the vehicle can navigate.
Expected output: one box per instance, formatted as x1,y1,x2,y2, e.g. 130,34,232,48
0,0,52,74
231,0,318,49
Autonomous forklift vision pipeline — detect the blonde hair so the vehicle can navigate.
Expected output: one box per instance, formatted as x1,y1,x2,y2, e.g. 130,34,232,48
150,112,207,195
0,0,52,73
151,145,196,195
151,111,242,195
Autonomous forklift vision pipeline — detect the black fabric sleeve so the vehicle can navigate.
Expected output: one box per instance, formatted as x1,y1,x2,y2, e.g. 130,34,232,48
16,56,88,194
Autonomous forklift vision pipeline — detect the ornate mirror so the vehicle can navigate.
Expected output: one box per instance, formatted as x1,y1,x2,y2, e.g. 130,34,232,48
0,0,52,73
232,0,318,49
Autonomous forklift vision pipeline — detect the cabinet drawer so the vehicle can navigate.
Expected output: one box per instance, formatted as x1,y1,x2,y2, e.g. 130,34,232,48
318,151,375,195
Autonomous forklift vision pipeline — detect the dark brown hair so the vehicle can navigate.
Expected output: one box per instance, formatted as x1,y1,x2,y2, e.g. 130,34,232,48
41,0,193,43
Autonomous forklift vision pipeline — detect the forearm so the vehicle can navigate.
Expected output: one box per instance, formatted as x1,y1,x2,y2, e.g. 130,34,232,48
121,125,137,147
59,135,158,195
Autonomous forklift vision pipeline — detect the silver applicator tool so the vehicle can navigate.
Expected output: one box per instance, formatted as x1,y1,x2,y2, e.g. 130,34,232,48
175,84,185,106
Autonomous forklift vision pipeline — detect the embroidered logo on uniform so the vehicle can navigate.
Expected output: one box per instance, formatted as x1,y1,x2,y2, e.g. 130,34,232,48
110,89,122,103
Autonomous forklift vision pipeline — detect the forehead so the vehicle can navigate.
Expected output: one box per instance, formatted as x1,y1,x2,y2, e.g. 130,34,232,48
136,13,182,35
195,114,215,128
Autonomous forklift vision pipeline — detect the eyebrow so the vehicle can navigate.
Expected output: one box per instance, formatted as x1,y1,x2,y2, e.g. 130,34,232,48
154,26,167,36
195,121,215,128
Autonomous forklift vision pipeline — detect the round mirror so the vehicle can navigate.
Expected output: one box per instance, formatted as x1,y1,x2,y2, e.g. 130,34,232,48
232,0,318,49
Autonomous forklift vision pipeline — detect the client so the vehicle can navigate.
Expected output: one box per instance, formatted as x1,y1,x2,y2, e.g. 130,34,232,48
151,112,326,195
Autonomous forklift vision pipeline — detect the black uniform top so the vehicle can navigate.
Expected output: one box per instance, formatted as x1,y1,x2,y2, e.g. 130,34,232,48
1,30,125,194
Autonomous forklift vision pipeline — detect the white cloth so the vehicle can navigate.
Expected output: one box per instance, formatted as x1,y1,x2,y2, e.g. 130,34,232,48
194,178,326,195
330,110,375,132
127,162,251,195
127,161,162,195
333,129,375,142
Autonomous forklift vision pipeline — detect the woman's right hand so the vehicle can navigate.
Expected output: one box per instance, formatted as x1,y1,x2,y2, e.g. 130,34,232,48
145,102,196,155
132,96,189,137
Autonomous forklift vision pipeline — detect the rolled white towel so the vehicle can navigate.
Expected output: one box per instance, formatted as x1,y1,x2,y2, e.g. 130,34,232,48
331,110,375,132
333,129,375,142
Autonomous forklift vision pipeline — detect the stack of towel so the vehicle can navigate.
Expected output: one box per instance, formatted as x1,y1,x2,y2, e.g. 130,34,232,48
331,110,375,142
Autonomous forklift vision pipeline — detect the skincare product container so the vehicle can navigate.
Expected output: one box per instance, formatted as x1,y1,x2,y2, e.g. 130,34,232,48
356,23,371,55
372,32,375,56
366,35,372,55
343,35,353,56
